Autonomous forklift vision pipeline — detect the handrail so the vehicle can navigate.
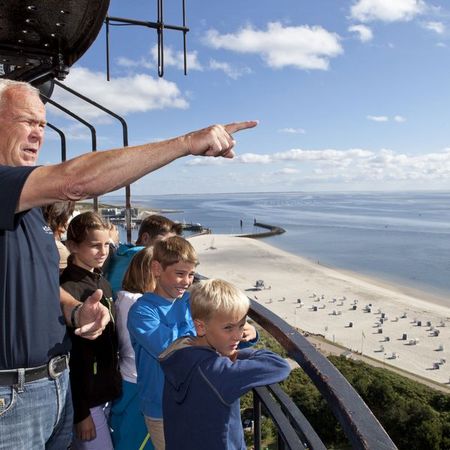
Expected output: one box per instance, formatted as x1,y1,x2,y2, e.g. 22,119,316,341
41,94,99,211
46,122,67,161
267,383,327,450
253,386,307,449
248,299,397,449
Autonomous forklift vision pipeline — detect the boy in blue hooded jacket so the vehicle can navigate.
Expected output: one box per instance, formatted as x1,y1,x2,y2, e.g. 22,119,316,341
159,278,291,450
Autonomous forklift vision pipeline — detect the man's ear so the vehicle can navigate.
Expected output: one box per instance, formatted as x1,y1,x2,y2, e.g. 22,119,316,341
138,231,150,247
151,259,163,277
194,318,206,337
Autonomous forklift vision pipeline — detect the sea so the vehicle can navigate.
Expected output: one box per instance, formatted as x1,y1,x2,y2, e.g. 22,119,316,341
104,191,450,303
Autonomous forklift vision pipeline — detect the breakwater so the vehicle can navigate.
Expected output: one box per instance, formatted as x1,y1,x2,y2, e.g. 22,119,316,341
239,222,286,239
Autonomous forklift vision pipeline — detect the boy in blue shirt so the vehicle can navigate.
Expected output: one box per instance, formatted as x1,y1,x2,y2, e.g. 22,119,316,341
127,236,197,450
159,279,291,450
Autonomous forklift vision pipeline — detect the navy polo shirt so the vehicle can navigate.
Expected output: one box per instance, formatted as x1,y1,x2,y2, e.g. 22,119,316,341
0,165,69,369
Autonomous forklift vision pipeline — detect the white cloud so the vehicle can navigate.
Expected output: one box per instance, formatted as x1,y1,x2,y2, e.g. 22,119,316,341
367,115,406,122
117,46,202,72
348,24,374,42
50,67,188,120
186,157,229,166
116,56,151,69
204,22,343,70
239,153,273,164
350,0,426,23
150,45,203,71
272,148,374,162
278,127,306,134
275,168,300,175
186,147,450,183
208,59,252,79
422,21,445,34
367,115,389,122
45,123,92,141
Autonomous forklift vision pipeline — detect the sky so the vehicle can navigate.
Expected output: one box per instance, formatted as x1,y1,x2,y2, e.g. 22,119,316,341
40,0,450,195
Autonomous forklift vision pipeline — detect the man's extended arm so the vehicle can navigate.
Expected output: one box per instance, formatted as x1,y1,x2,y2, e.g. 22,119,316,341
18,121,257,212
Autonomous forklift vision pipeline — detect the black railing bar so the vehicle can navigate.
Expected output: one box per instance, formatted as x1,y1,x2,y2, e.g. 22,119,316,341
52,80,133,242
42,97,97,151
253,395,262,450
182,0,187,75
192,275,395,449
157,0,164,77
106,17,111,81
41,95,99,212
53,80,128,145
268,383,327,450
24,69,55,85
253,386,307,450
47,122,67,162
106,16,189,33
248,300,397,450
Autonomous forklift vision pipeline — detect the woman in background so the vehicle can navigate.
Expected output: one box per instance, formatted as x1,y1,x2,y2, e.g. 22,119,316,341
42,201,75,272
110,247,155,450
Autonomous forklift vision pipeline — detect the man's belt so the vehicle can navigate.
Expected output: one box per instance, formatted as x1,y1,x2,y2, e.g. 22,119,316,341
0,354,69,386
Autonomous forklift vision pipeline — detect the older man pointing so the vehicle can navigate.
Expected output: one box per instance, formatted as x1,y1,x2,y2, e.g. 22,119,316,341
0,78,257,449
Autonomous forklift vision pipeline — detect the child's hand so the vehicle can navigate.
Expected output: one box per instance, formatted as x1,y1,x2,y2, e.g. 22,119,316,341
75,414,96,441
240,322,257,342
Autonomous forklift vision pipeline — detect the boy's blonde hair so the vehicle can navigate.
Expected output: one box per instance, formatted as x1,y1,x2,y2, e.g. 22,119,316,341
122,247,155,293
152,235,198,269
190,279,250,322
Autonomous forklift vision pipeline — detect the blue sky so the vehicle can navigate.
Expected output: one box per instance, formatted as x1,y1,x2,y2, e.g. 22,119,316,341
41,0,450,195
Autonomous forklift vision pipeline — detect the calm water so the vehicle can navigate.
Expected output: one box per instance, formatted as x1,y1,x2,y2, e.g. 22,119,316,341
104,191,450,300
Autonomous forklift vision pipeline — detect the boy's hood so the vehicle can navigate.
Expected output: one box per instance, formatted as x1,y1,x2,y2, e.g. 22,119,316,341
159,337,216,403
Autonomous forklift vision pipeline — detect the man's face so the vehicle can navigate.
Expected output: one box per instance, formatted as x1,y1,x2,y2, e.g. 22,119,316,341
0,87,46,167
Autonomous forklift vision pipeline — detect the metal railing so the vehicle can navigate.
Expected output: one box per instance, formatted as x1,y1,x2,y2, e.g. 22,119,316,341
246,299,398,449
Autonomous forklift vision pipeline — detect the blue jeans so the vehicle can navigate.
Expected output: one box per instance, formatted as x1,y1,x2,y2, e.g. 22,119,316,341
0,369,73,449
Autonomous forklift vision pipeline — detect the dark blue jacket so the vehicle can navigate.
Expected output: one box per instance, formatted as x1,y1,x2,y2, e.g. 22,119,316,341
159,337,291,450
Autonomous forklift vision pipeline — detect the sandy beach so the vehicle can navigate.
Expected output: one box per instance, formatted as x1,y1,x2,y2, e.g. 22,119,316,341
189,234,450,389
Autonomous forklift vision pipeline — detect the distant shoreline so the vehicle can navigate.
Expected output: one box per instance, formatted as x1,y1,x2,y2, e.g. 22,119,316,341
78,200,450,305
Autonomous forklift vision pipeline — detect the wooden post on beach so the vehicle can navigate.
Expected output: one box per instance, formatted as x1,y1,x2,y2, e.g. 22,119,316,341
361,330,365,354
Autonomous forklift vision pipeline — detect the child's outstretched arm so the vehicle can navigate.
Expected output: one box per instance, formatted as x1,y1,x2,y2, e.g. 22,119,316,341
127,303,194,357
200,349,291,405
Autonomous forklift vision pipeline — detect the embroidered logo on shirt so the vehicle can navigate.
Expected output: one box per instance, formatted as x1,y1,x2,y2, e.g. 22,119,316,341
42,225,53,234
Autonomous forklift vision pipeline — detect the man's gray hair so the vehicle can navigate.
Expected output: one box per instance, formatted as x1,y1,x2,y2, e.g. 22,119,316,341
0,79,40,108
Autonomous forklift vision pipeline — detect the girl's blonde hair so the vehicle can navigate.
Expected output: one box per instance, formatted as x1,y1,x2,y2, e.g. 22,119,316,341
122,247,155,293
189,279,250,322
